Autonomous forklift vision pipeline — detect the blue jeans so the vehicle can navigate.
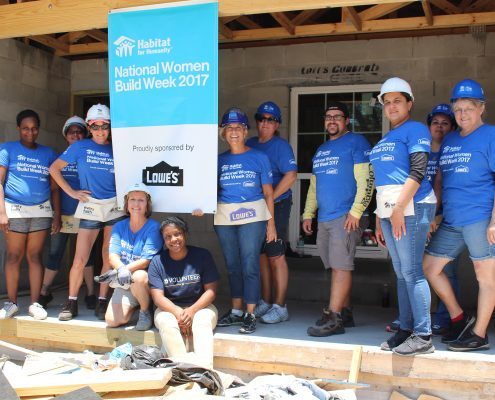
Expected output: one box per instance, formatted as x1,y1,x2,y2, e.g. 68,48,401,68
380,202,435,336
432,257,460,327
215,221,267,305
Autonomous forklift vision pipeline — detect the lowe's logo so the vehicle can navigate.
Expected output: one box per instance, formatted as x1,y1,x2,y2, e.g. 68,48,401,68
114,36,136,57
142,161,183,186
230,207,256,222
455,165,469,173
418,138,431,146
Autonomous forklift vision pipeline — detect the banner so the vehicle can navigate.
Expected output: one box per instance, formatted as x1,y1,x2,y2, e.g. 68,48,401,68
109,0,218,213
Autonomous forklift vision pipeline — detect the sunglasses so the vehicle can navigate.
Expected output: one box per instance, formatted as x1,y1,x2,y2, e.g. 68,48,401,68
323,115,345,122
89,124,110,131
256,117,278,124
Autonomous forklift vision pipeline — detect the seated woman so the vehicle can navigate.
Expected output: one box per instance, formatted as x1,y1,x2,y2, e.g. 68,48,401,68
149,216,219,369
104,183,162,331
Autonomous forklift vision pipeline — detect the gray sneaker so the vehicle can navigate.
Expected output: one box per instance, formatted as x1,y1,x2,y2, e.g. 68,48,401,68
392,334,435,356
254,299,272,318
0,301,18,319
307,310,345,337
260,304,289,324
135,310,152,331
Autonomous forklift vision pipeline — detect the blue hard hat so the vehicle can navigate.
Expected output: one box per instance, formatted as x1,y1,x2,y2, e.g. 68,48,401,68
255,101,282,123
220,107,250,129
427,103,456,126
450,79,485,102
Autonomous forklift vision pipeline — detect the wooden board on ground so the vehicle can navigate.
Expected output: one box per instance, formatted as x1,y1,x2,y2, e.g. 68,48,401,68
8,368,172,397
389,390,413,400
417,395,444,400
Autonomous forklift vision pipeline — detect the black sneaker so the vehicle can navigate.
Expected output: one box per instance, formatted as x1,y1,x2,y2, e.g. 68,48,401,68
386,320,400,333
381,329,412,351
307,310,345,337
38,293,53,309
217,310,245,327
392,334,435,356
95,298,108,320
239,313,256,334
432,323,449,336
441,315,475,343
85,294,97,310
448,330,489,352
58,299,78,321
341,307,355,328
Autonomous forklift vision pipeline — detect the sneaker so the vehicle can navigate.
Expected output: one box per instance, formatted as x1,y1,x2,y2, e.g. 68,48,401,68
432,323,449,336
0,301,18,319
260,304,289,324
28,302,47,320
448,330,489,352
58,299,78,321
239,313,256,334
307,310,345,337
135,310,153,331
217,310,245,327
95,298,108,320
386,320,400,333
392,334,435,356
441,315,475,343
254,299,272,318
38,293,53,309
85,294,97,310
380,329,412,351
341,307,355,328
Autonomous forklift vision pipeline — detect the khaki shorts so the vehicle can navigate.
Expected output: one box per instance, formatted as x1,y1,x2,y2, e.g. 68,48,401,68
316,214,362,271
110,287,139,308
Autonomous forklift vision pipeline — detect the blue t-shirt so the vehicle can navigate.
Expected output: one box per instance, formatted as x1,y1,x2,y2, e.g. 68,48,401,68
246,136,297,202
109,218,163,265
426,151,440,183
218,148,273,203
439,124,495,226
59,139,116,200
370,120,433,202
59,153,80,215
0,141,57,206
312,132,371,222
148,245,220,307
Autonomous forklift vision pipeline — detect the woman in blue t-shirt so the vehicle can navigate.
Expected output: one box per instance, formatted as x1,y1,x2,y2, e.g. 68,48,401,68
0,109,59,321
197,107,275,335
371,77,436,356
424,79,495,352
49,104,126,321
149,217,219,368
104,183,162,331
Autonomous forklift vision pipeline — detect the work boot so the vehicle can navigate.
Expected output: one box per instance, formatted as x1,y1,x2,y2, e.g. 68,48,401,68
341,307,355,328
95,298,109,320
307,310,345,337
59,299,78,321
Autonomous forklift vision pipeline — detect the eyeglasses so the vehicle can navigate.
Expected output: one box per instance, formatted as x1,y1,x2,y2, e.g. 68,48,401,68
66,129,85,136
452,107,477,115
256,117,278,124
89,124,110,131
324,114,345,122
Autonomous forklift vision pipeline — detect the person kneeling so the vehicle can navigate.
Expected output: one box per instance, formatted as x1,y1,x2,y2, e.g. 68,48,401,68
149,217,220,369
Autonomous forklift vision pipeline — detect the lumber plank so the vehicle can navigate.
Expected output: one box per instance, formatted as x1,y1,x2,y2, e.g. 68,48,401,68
347,345,363,383
389,391,412,400
417,395,444,400
9,368,172,397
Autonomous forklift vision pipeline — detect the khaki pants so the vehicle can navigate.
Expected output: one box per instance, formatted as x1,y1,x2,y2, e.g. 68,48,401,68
154,304,218,369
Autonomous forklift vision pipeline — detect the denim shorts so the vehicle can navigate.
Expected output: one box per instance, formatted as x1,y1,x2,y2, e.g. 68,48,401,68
261,196,291,255
79,215,127,230
426,218,495,261
9,217,52,233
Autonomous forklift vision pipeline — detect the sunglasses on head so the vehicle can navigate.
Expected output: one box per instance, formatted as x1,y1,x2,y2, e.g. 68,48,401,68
89,123,110,131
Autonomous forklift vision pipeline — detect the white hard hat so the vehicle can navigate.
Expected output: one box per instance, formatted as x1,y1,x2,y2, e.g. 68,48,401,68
62,116,87,137
377,77,414,105
125,183,151,197
86,104,111,123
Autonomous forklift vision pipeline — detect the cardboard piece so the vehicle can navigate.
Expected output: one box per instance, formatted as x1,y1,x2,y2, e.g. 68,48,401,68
55,386,102,399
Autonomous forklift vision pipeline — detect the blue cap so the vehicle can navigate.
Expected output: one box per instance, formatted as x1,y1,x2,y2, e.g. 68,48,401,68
220,107,250,129
427,103,455,126
255,101,282,123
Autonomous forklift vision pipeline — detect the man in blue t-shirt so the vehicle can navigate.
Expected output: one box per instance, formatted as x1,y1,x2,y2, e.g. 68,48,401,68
246,101,297,324
302,102,374,337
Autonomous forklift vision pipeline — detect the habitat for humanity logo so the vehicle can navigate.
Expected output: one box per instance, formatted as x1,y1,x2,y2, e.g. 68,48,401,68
114,36,136,57
142,161,183,186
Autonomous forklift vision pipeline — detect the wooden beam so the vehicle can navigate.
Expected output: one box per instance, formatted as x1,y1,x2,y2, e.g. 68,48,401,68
219,23,234,40
236,15,262,29
56,41,108,56
422,0,433,25
0,0,418,39
84,29,108,43
430,0,462,14
219,16,238,24
359,2,413,21
271,12,296,35
292,10,321,26
465,0,493,13
29,34,69,54
343,6,362,31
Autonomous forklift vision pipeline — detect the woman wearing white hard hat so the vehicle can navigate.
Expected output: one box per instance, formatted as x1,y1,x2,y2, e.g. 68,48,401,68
104,183,162,330
50,104,126,321
38,116,98,311
370,77,436,356
424,79,495,352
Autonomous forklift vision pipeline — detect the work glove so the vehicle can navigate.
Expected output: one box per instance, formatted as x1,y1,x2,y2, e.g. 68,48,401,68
111,266,133,290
